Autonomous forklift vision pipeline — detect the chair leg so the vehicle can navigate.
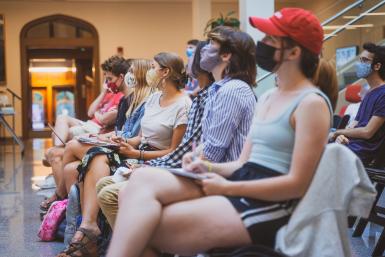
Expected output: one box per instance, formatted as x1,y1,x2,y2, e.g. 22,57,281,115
352,183,384,237
372,228,385,257
353,219,369,237
348,216,357,228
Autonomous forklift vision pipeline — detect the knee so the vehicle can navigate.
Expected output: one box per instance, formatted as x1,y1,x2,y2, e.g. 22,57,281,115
47,147,64,163
56,114,68,123
96,176,114,194
97,185,118,207
65,139,79,152
118,168,155,198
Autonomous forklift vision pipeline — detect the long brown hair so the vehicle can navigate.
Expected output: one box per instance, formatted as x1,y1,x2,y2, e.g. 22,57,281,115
126,59,156,117
154,52,187,89
282,37,337,110
313,59,338,111
207,26,257,86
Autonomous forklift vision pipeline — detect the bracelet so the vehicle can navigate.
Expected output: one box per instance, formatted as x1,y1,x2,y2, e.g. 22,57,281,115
204,160,212,172
139,150,145,160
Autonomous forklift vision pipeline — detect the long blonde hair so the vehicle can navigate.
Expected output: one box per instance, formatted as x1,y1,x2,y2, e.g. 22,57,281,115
126,59,156,117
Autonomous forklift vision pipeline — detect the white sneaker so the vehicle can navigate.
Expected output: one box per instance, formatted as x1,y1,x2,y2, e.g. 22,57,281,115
35,174,56,189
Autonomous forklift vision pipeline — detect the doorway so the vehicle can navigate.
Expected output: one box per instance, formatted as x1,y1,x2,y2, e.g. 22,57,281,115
20,15,100,138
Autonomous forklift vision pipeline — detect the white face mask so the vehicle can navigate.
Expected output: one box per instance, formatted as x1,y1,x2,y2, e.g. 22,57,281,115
124,72,136,88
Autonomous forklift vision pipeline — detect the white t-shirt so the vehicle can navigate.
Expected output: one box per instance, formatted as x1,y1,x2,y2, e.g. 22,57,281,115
140,92,192,150
344,102,361,126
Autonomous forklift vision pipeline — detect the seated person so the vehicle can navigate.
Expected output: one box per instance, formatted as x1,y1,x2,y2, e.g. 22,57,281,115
52,56,125,147
344,83,370,126
96,40,215,227
57,52,191,257
40,57,132,212
332,42,385,165
97,27,258,229
105,9,333,257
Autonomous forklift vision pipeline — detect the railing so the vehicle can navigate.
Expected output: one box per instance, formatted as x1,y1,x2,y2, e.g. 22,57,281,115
256,0,385,84
5,88,22,131
0,88,24,155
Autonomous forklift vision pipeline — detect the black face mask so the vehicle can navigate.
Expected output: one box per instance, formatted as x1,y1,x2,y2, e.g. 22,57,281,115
255,41,278,72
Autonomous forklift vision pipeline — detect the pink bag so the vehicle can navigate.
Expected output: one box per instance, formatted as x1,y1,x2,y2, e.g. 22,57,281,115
38,199,68,241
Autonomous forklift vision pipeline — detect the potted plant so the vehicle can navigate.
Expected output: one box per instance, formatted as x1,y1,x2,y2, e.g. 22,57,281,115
204,11,240,35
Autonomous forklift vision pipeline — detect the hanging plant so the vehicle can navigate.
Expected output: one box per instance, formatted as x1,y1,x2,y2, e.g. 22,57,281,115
204,11,240,35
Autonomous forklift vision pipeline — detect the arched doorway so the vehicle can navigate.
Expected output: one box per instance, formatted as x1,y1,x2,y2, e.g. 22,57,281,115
20,14,100,138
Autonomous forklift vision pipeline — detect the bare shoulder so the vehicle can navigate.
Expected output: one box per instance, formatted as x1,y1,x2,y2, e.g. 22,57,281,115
298,93,330,113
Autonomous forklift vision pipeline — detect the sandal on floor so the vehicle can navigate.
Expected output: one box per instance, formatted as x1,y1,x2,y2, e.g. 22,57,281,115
56,227,99,257
40,191,64,212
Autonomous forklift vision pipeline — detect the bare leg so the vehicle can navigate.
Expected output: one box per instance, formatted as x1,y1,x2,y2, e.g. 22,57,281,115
63,161,81,193
40,147,66,209
53,114,82,146
106,167,204,257
63,155,111,257
148,196,251,255
62,139,93,167
79,155,111,234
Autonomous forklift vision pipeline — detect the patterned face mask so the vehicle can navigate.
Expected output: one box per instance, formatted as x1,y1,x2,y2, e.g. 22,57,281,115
124,72,136,88
200,44,222,72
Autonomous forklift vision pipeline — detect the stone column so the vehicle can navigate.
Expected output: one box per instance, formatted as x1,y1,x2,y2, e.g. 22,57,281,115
192,0,212,39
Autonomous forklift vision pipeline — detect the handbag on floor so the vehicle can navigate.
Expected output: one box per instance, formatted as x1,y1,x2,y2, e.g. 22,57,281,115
38,199,68,241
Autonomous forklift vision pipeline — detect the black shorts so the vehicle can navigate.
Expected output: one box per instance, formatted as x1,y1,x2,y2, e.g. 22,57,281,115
226,162,296,247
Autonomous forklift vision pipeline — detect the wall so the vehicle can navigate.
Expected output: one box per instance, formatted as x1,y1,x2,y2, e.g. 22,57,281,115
211,2,239,20
0,1,235,137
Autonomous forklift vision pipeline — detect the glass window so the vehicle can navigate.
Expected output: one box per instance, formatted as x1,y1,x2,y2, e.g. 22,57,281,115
26,22,50,38
53,22,76,38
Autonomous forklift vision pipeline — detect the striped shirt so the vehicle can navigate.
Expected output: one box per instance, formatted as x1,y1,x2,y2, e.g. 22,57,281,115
147,86,210,168
202,78,256,162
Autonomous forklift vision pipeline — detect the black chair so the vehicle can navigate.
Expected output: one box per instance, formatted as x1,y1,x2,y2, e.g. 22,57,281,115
351,138,385,257
209,245,289,257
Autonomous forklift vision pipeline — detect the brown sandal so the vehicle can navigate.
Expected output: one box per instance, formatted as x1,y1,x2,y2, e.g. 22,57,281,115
40,191,64,212
57,227,99,257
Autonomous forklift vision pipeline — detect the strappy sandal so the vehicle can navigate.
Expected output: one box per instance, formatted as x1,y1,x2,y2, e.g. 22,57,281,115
40,191,64,212
57,227,99,257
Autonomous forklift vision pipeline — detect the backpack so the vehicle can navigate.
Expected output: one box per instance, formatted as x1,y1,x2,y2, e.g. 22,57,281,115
64,184,82,247
38,199,68,241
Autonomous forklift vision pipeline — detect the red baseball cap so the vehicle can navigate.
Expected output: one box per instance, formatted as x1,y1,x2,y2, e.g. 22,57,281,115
249,8,323,55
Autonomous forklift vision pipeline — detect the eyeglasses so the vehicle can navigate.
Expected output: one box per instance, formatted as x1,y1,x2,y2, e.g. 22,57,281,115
359,56,373,64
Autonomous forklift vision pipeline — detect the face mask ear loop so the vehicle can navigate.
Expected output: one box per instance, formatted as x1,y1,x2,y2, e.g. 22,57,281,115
274,38,286,73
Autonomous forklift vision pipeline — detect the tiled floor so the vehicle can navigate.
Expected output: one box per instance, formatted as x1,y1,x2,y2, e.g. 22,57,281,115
0,138,383,257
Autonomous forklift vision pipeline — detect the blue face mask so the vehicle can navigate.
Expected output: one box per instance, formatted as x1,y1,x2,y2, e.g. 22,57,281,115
186,48,195,58
355,62,372,78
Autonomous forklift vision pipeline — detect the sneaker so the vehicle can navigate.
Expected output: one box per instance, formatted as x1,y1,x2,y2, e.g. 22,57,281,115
36,174,56,189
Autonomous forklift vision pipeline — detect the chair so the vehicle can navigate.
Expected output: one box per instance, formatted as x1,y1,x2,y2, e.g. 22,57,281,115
351,138,385,256
339,84,362,117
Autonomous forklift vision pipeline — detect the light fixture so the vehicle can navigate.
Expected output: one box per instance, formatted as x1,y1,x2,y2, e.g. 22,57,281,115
29,67,77,73
323,24,374,30
343,12,385,19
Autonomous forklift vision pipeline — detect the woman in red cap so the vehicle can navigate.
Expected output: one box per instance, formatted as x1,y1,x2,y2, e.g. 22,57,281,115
106,8,334,257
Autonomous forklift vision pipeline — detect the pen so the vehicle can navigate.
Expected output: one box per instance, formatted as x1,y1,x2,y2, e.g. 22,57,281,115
115,126,118,137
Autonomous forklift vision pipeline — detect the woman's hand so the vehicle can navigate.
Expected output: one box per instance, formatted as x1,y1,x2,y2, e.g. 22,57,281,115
182,151,195,169
118,141,138,158
184,159,209,173
97,133,112,142
110,136,124,144
198,173,231,196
